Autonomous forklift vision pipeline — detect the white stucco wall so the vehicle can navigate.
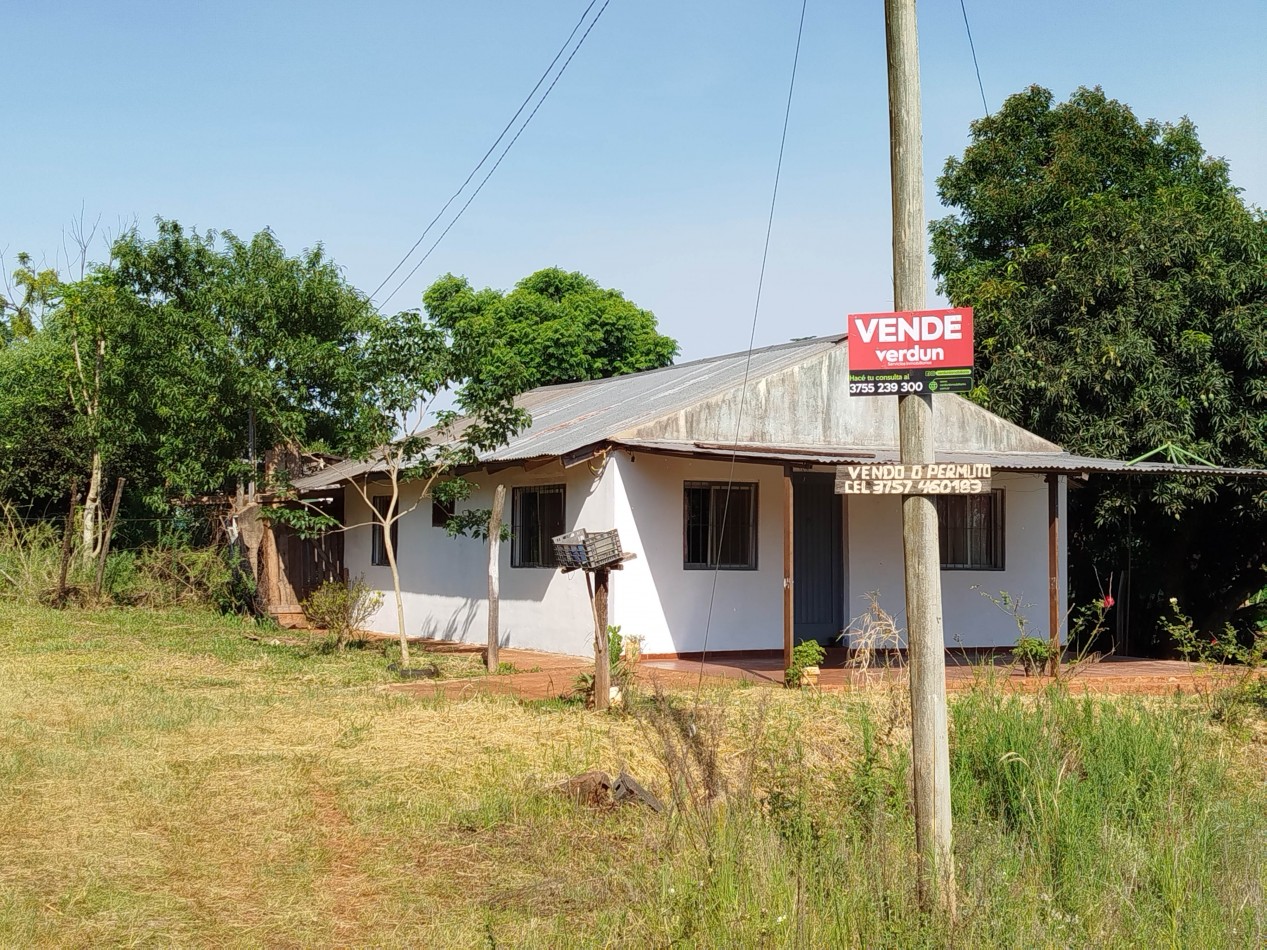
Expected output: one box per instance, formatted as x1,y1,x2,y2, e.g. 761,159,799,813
846,472,1068,648
344,455,1067,656
609,451,787,655
345,459,614,656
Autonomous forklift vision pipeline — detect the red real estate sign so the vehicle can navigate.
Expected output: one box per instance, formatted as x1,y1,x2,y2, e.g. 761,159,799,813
846,307,974,395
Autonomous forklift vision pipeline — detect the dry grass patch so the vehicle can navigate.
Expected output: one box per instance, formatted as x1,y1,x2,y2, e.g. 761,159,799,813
0,603,1263,948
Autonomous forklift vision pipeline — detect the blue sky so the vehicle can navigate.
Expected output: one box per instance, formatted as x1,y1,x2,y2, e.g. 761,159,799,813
5,1,1264,361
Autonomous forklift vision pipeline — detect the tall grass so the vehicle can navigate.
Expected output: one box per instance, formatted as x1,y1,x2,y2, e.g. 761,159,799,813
0,504,243,608
0,509,67,600
597,685,1264,948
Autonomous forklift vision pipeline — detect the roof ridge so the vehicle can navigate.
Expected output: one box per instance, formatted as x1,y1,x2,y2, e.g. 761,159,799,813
518,332,847,396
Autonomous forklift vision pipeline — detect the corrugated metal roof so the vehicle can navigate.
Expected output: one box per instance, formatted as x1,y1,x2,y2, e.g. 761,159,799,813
289,456,378,492
610,439,1267,478
288,333,1267,489
483,335,845,461
287,336,845,492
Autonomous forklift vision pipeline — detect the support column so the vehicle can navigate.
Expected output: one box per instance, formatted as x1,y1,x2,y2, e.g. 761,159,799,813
486,484,506,673
783,470,794,673
592,568,611,711
1047,474,1061,678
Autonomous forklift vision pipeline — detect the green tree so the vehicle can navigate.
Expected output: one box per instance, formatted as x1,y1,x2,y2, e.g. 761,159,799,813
931,85,1267,644
108,220,381,502
0,330,84,506
0,220,385,554
0,252,60,345
277,308,529,663
423,267,678,390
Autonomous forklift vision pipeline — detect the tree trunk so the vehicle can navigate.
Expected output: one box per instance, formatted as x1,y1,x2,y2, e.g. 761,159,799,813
389,552,408,666
81,451,103,565
384,488,409,666
93,477,126,600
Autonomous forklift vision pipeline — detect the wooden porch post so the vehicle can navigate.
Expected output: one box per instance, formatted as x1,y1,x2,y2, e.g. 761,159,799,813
486,484,506,673
592,568,611,711
1047,473,1061,679
783,470,794,673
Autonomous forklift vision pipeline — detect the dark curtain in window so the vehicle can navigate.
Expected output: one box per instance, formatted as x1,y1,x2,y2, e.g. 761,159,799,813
371,495,400,566
934,491,1002,570
512,485,566,568
684,482,757,569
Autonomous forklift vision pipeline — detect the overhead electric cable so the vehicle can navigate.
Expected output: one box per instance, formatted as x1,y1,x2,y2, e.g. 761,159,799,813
368,0,604,305
959,0,989,114
368,0,602,303
694,0,808,704
378,0,613,310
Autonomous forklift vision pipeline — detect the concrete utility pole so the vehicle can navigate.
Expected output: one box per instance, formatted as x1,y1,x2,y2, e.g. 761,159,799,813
885,0,957,915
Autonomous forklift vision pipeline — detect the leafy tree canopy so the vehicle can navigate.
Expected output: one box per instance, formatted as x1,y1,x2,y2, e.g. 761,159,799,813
422,267,678,390
107,219,382,496
931,85,1267,641
0,252,59,345
0,329,83,504
0,219,382,518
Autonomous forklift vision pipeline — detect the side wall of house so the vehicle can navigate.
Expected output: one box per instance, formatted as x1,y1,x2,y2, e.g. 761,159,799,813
846,472,1068,648
344,459,615,657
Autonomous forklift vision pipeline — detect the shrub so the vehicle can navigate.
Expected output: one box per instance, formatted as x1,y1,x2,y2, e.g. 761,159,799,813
1164,597,1267,727
303,576,383,651
129,544,235,609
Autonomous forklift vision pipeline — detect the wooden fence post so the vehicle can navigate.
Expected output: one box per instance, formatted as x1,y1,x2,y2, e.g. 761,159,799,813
93,477,126,601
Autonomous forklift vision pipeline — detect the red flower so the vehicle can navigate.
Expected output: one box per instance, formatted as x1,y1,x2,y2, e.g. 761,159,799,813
1101,594,1115,609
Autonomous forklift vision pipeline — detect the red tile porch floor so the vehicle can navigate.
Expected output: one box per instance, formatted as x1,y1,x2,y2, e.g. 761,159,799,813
387,641,1242,701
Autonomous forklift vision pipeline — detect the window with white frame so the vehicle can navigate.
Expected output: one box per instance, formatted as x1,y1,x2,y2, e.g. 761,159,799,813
511,484,566,568
934,490,1004,570
683,481,758,570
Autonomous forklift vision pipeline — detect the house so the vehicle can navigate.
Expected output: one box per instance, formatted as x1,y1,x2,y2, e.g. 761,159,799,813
287,334,1240,658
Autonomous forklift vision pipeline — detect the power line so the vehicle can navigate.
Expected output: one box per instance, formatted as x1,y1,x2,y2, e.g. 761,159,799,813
694,0,808,704
959,0,989,115
371,0,612,310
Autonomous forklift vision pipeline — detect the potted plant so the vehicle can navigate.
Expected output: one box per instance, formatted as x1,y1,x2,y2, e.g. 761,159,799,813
1012,635,1052,677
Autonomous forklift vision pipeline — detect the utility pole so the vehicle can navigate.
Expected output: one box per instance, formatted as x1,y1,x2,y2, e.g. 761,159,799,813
885,0,956,915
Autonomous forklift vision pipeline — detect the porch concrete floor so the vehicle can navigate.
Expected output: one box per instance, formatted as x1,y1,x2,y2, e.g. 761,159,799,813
387,641,1240,701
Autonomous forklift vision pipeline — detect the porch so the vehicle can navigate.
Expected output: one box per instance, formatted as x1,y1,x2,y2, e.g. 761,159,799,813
385,639,1236,700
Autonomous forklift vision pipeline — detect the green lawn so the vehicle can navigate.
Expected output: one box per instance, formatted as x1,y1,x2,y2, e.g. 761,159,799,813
0,604,1263,948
